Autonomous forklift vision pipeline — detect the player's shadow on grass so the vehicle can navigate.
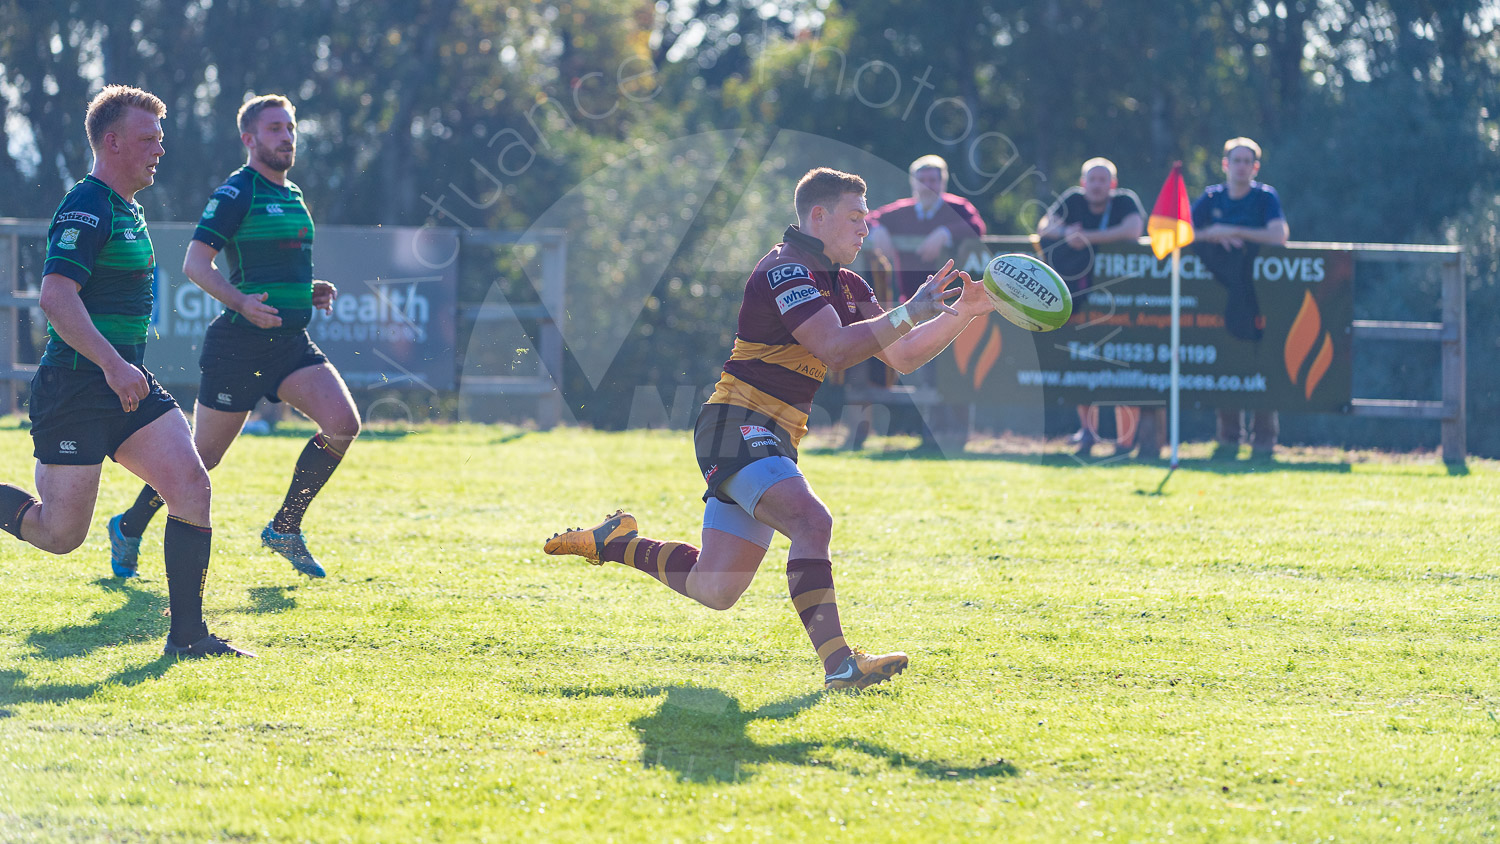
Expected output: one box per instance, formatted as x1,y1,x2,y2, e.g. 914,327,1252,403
5,579,173,708
240,585,297,614
0,660,170,708
562,684,1017,784
25,578,167,660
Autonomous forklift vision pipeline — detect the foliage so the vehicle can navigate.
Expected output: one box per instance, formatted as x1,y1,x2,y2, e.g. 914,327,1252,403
0,1,1495,452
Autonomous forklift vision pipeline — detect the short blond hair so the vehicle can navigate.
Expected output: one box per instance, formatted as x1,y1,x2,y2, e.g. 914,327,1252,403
794,167,867,223
237,94,295,134
85,85,166,150
1080,157,1117,181
1223,137,1262,161
908,154,948,183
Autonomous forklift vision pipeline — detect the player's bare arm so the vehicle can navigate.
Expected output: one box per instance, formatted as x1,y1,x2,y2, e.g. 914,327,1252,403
38,273,147,412
791,260,961,371
878,267,988,374
183,240,281,329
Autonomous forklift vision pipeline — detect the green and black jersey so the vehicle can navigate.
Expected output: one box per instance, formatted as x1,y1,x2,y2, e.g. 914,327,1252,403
193,166,315,332
40,175,156,371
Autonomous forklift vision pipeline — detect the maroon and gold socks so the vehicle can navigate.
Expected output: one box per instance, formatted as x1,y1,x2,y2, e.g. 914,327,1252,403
787,558,852,674
602,535,701,598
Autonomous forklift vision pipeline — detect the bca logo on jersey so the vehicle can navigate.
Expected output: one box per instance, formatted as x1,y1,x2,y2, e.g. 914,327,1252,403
58,229,80,250
203,198,219,219
59,440,77,454
767,263,811,289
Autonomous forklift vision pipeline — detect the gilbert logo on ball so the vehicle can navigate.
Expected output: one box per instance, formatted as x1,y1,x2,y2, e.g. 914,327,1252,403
982,253,1073,332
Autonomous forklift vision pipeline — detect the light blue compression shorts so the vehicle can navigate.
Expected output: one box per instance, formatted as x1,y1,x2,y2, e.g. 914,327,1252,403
700,456,802,549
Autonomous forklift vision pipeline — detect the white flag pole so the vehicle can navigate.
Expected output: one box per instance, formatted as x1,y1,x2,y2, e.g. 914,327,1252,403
1169,247,1182,468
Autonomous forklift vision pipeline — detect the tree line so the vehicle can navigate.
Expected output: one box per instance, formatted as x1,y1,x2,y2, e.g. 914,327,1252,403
1,1,1496,454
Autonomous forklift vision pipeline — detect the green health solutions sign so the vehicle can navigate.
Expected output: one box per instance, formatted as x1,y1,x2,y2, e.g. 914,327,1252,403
940,240,1354,412
144,223,458,392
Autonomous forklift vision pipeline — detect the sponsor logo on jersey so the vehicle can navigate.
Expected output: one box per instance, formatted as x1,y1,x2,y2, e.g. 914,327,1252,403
122,230,136,240
203,198,219,219
767,262,812,289
59,440,77,454
774,284,820,314
58,228,80,250
217,392,233,405
704,464,719,483
739,424,779,449
214,185,240,199
740,425,777,441
266,203,284,215
57,211,100,228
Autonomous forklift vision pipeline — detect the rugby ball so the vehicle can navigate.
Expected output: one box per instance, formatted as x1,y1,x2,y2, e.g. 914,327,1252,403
982,252,1073,332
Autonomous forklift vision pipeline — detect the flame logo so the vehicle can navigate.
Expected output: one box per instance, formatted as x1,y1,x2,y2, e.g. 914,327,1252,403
1284,291,1334,400
953,314,1002,390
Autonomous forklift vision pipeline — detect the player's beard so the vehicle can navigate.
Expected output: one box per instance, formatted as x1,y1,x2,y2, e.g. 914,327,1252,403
254,139,295,173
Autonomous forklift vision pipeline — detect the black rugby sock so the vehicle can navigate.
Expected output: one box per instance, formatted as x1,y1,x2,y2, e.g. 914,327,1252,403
0,484,39,541
271,433,345,534
119,484,166,537
163,516,211,645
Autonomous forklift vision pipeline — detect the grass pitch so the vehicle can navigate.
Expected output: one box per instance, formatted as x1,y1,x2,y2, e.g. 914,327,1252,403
0,422,1497,842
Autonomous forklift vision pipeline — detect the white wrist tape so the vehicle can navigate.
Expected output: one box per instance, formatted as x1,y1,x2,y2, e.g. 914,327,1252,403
886,303,916,332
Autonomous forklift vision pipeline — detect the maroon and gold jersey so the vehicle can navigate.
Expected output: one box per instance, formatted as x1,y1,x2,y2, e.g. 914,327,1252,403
706,225,884,446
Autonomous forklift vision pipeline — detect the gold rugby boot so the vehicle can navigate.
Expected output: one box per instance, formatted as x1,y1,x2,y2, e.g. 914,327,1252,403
543,509,638,564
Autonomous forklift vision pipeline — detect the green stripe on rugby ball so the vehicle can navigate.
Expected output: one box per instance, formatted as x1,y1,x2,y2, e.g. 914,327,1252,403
982,253,1074,332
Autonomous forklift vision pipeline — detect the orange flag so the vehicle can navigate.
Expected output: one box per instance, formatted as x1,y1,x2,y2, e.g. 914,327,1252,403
1148,161,1194,260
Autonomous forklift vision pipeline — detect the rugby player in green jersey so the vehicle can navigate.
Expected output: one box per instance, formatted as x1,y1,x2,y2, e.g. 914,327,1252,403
109,95,358,579
0,85,252,658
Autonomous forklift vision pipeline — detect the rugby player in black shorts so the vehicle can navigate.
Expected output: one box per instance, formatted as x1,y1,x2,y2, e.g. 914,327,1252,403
108,95,359,580
544,168,992,689
0,85,251,658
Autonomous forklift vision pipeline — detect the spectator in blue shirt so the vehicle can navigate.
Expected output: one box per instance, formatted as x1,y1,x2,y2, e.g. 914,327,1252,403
1192,137,1289,462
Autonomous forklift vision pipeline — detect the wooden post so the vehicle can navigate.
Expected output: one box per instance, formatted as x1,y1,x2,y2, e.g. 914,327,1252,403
538,233,565,431
1441,252,1467,464
1,232,16,416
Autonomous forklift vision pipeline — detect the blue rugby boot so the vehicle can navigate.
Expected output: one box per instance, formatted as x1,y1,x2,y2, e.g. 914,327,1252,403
261,523,326,578
108,513,142,578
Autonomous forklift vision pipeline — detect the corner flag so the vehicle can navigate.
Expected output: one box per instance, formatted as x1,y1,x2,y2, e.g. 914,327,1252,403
1148,162,1194,260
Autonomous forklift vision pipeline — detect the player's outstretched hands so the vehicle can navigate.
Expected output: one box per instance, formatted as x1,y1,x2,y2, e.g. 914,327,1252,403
906,259,965,323
949,266,991,319
312,280,338,314
103,360,149,413
238,291,282,329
